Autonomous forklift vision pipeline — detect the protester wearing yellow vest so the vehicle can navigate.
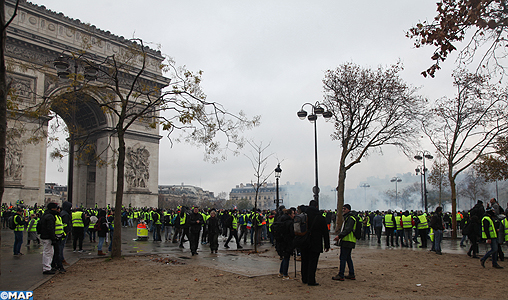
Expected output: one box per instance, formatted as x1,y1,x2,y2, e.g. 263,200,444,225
26,213,40,246
13,207,27,255
72,209,86,253
224,210,243,249
480,210,503,268
332,204,356,281
52,212,66,273
401,211,414,248
416,212,429,248
395,213,405,247
383,210,396,247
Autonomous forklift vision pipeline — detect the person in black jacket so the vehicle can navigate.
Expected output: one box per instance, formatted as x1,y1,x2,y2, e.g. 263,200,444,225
96,209,109,256
277,208,295,280
300,200,330,286
207,210,220,253
188,206,204,255
39,203,58,274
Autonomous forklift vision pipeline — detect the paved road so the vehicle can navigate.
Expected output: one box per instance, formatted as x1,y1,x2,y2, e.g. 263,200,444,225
1,227,473,291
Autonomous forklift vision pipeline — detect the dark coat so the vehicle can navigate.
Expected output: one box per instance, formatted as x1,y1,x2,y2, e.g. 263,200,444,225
60,201,72,235
188,212,204,233
39,210,57,242
338,211,356,249
305,206,330,253
430,212,444,231
276,213,295,255
206,216,220,235
96,216,109,238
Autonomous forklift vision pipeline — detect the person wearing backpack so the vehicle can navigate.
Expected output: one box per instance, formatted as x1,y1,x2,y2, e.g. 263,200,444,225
12,207,28,255
300,200,330,286
332,204,357,281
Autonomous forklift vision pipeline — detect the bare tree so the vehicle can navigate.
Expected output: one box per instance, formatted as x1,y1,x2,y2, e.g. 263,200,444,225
322,62,424,232
458,168,490,209
427,155,449,207
245,140,273,252
29,37,259,258
422,71,508,238
0,0,19,276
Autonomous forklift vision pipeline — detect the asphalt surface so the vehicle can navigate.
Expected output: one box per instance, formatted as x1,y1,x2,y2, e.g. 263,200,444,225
1,227,473,291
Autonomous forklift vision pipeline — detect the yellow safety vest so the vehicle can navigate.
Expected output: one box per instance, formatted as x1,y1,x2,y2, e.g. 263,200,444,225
502,218,508,242
72,211,85,227
14,214,24,232
55,215,65,236
384,214,394,228
342,215,357,243
401,215,412,229
481,216,497,239
395,216,403,230
417,215,428,229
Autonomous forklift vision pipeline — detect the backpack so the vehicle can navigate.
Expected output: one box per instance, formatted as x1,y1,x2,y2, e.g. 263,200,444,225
224,214,233,229
353,214,363,240
163,214,171,225
271,219,286,241
8,215,16,230
293,213,308,236
94,220,101,231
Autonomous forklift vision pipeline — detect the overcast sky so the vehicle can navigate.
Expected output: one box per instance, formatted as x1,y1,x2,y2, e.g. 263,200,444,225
36,0,461,209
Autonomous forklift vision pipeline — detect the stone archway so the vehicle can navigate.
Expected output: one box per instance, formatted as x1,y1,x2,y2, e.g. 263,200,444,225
4,1,166,208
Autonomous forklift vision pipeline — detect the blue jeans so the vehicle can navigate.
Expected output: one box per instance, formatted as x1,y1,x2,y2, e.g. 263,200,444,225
434,229,443,253
108,230,113,252
482,238,499,266
14,231,23,254
98,236,105,251
279,253,291,276
339,246,354,278
59,236,68,261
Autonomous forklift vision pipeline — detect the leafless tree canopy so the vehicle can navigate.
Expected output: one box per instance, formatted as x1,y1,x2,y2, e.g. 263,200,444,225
322,62,424,230
422,71,508,237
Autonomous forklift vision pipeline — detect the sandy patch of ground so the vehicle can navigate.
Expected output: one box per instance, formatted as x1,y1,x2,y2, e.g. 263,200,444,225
35,247,507,300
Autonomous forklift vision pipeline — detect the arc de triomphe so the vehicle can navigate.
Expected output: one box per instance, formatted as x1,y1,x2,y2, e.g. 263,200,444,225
4,0,167,208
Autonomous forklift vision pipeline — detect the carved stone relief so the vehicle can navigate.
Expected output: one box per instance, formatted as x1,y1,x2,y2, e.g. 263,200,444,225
125,144,150,189
7,73,36,105
5,130,23,181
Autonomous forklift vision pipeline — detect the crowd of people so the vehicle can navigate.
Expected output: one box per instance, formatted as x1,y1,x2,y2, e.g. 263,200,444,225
2,196,507,282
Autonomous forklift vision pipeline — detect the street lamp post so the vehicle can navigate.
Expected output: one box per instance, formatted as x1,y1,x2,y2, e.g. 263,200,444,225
54,55,97,204
359,183,370,209
415,166,424,211
274,164,282,211
414,151,433,213
390,177,402,208
297,102,332,209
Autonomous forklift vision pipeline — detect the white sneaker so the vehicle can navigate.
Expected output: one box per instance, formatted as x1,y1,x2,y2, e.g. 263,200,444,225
282,276,292,280
277,273,283,278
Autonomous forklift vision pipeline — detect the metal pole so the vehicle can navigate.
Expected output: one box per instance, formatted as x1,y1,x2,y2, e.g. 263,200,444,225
395,181,398,208
276,177,280,211
423,157,428,213
313,118,319,209
420,170,424,211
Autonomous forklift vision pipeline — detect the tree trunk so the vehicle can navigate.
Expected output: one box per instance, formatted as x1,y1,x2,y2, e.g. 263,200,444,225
449,175,457,239
0,0,7,276
334,161,347,234
111,128,125,258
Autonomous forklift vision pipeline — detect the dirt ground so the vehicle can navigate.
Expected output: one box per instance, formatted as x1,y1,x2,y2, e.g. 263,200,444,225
35,247,507,300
